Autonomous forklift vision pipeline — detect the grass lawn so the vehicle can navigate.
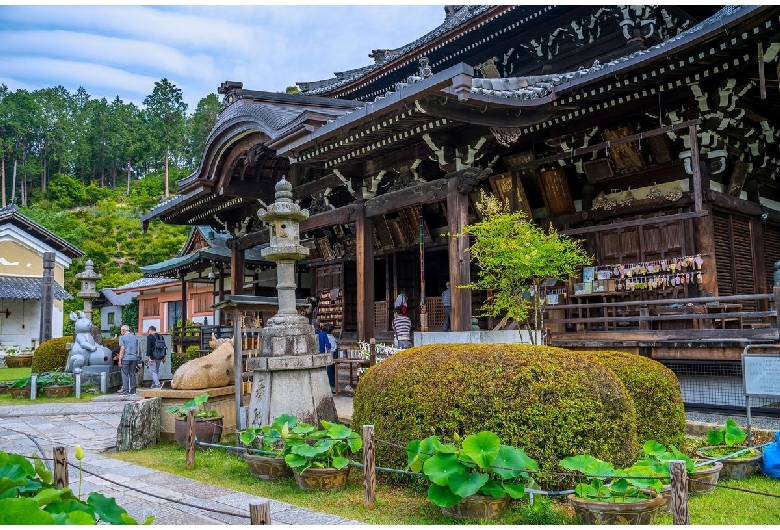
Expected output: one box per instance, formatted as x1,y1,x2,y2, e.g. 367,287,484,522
110,437,780,525
0,367,31,381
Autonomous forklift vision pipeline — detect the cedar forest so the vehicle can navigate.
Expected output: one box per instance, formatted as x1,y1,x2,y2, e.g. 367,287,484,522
0,79,224,333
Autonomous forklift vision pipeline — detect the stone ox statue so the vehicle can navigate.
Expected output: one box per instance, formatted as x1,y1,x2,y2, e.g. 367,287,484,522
171,339,234,390
65,311,112,373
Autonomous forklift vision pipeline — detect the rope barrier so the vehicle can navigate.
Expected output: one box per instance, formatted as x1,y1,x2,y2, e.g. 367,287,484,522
687,478,780,499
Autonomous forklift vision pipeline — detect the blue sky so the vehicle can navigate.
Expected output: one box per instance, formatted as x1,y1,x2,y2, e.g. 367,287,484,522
0,4,445,110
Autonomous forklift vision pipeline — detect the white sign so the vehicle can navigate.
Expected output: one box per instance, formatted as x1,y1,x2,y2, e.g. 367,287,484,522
743,354,780,397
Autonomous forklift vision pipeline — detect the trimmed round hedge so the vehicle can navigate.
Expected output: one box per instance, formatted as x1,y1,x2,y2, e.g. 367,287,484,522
582,350,686,449
30,337,71,373
352,344,638,488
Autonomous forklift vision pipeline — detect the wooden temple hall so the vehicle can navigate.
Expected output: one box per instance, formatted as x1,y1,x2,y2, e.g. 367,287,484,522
142,5,780,393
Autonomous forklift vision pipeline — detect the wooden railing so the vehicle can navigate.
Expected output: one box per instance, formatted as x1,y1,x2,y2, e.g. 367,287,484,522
544,291,779,345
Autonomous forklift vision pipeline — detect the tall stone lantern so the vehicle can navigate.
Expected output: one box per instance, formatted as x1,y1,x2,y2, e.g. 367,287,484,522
245,177,337,427
76,259,102,314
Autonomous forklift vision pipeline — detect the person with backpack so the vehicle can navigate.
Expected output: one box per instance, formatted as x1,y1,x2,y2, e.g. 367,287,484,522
145,325,167,389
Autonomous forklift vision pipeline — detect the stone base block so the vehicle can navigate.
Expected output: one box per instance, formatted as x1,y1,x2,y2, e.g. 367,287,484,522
247,366,336,428
137,385,244,441
413,330,541,346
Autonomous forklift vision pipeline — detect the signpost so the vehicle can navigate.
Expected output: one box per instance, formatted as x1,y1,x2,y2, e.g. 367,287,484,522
742,344,780,444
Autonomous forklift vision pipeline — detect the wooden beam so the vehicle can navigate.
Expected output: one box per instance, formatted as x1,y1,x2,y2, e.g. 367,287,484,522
689,124,703,212
231,244,245,296
301,205,358,233
513,119,702,169
759,42,767,100
356,200,375,341
709,189,764,216
292,173,345,200
447,178,471,331
560,210,709,236
365,179,448,218
363,142,434,176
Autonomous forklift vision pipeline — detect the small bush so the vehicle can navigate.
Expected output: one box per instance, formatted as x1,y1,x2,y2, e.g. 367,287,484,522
30,337,71,373
172,345,200,374
352,343,638,489
582,350,686,450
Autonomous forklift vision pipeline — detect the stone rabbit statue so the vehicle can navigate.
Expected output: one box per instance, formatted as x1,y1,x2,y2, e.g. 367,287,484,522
65,311,112,373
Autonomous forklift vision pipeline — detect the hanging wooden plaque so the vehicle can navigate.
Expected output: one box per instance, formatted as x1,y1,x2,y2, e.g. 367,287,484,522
603,125,646,174
386,218,407,246
489,172,533,218
373,216,395,249
539,166,576,216
315,237,335,261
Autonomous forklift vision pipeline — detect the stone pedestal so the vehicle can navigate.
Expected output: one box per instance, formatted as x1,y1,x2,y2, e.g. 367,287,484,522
246,353,337,427
136,386,243,441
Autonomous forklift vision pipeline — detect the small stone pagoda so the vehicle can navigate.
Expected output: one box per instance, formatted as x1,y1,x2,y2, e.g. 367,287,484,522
245,177,337,426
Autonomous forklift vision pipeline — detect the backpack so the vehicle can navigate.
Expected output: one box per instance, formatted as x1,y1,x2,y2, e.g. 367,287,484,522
151,334,167,360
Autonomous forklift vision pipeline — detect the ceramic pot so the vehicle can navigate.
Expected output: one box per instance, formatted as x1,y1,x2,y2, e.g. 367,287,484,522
0,382,10,394
244,453,292,480
173,416,224,448
6,355,33,368
696,446,762,481
9,386,31,398
568,491,665,525
441,494,510,520
688,460,723,494
42,385,73,398
293,467,350,491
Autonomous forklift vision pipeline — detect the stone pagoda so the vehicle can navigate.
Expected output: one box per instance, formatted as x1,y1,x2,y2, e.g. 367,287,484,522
245,177,337,426
76,259,102,314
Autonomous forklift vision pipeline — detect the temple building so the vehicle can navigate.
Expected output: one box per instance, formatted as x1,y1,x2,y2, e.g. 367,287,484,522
142,5,780,370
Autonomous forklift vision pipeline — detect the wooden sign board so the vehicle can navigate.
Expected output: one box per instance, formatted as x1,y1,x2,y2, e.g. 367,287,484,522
489,172,533,218
603,125,646,174
539,166,576,216
743,354,780,397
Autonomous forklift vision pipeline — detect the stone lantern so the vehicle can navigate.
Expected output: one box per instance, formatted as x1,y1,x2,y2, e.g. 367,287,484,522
245,177,337,426
76,259,102,314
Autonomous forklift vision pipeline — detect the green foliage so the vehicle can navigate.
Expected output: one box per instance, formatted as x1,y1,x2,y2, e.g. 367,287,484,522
10,376,32,389
46,174,86,208
30,337,71,374
582,350,686,450
166,392,219,419
122,300,139,334
351,343,638,490
239,414,298,457
560,453,661,502
281,419,362,473
172,345,199,375
0,450,152,524
706,418,747,447
462,192,591,342
35,371,75,387
406,431,537,508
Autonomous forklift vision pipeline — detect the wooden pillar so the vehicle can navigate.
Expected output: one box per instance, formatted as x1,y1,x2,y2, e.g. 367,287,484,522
693,204,718,296
231,243,246,296
180,274,187,326
356,199,375,341
689,124,703,213
447,177,471,331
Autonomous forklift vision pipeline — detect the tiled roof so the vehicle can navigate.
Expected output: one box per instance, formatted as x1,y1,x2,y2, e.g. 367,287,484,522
99,288,138,306
140,241,271,277
0,205,84,259
114,277,177,291
0,276,71,300
298,5,492,95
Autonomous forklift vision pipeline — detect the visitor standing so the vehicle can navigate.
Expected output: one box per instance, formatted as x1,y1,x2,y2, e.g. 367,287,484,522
392,306,413,349
314,320,335,395
118,325,139,395
441,281,452,331
395,291,408,316
145,325,166,389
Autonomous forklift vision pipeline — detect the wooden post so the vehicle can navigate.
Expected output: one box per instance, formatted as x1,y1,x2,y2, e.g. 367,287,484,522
356,199,375,341
639,308,650,331
447,177,471,331
689,124,702,213
363,424,376,509
669,460,690,525
693,205,718,297
774,286,780,334
369,338,376,367
249,501,271,524
53,446,68,489
186,408,196,469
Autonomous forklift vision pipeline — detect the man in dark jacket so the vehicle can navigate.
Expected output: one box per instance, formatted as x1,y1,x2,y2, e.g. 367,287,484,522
145,325,165,389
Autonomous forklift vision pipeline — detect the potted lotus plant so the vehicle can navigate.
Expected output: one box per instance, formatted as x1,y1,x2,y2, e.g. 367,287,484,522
9,375,33,399
4,346,32,368
166,392,223,448
238,413,297,480
406,431,538,520
561,453,665,525
696,418,761,481
281,419,362,491
37,371,75,398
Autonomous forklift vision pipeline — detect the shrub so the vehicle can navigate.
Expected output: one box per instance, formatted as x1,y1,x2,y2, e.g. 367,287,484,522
30,337,71,373
352,344,637,489
581,350,686,450
172,345,199,374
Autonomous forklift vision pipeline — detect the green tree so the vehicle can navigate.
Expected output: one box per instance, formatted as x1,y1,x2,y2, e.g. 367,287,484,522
463,192,592,343
187,93,221,170
143,79,188,199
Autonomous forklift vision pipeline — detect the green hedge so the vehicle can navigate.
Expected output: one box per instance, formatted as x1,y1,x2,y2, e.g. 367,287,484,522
581,350,686,449
352,343,638,489
31,337,120,374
